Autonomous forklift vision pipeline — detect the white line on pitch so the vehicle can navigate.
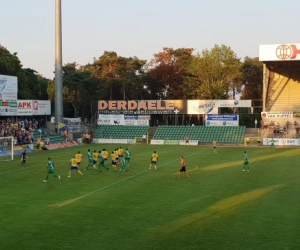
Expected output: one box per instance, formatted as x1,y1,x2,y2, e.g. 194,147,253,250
50,152,197,207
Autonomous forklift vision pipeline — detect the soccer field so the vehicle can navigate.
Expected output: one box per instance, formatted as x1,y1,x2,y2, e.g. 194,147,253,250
1,145,300,250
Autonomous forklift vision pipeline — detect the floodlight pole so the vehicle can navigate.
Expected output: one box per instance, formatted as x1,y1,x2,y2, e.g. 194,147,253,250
55,0,63,123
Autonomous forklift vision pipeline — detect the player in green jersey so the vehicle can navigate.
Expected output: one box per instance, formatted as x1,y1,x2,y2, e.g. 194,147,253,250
269,138,275,151
117,155,127,177
98,150,108,171
85,149,93,170
43,157,61,182
242,151,249,172
125,148,131,166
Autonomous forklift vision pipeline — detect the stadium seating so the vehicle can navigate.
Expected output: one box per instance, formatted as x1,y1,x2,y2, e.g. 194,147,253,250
93,125,149,139
152,125,246,144
32,128,66,144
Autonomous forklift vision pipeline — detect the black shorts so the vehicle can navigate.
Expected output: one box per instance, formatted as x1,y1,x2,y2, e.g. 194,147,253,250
180,167,186,172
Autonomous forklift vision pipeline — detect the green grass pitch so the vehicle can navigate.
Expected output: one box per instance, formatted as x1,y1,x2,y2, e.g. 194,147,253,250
1,144,300,250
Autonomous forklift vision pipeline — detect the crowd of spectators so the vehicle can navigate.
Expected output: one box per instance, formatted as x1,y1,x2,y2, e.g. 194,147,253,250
260,119,300,138
0,118,46,146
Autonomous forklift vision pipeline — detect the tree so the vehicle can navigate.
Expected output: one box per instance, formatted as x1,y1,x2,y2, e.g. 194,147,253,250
0,45,49,100
240,57,263,102
86,51,146,100
47,63,100,118
184,45,242,99
0,45,22,76
17,68,48,100
146,47,194,99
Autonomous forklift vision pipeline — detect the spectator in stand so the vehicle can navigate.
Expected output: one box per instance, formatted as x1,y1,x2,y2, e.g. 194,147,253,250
27,132,33,144
45,136,50,145
40,139,45,150
36,137,41,150
24,118,28,130
85,133,90,144
64,129,68,142
55,123,58,134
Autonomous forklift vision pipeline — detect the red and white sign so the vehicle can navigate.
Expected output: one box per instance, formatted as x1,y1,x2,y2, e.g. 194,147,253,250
259,44,300,61
17,100,33,115
15,100,51,116
261,111,293,118
32,100,51,115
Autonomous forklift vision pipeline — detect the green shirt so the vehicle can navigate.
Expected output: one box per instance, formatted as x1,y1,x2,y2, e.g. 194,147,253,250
87,151,92,159
48,160,55,170
125,150,131,159
244,153,249,162
120,157,126,167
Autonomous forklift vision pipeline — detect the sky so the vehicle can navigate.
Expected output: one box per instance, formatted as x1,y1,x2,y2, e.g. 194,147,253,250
2,0,300,79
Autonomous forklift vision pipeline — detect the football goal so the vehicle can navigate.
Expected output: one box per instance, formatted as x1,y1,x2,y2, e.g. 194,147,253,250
0,136,14,161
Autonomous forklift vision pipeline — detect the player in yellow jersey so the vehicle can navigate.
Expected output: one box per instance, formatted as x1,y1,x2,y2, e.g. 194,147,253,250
75,151,84,165
92,150,99,169
118,147,124,157
101,148,109,163
114,148,120,164
68,155,83,178
213,140,217,153
111,151,117,171
149,150,158,170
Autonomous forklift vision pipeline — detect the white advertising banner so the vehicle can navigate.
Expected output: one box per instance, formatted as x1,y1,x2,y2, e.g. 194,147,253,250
188,100,251,114
65,118,81,133
150,140,165,145
17,100,33,115
98,114,149,126
0,75,18,102
0,102,17,116
1,100,51,116
179,140,198,146
263,138,300,146
206,115,239,126
93,138,130,144
259,44,300,61
32,100,51,115
1,92,17,102
261,111,293,119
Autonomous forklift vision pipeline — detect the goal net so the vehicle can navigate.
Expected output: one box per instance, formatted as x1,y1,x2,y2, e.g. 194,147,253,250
0,137,14,161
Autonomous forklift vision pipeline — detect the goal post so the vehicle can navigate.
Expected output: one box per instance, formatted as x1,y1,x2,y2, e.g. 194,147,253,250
0,136,14,161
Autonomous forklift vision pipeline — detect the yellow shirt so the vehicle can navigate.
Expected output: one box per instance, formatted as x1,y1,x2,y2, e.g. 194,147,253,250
75,153,83,162
102,150,109,159
70,158,78,167
92,152,99,161
151,153,158,162
111,153,117,161
119,148,124,156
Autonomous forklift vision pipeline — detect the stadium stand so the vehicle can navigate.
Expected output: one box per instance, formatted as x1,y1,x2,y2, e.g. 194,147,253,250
31,128,80,150
152,125,246,144
93,125,150,139
32,129,66,144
